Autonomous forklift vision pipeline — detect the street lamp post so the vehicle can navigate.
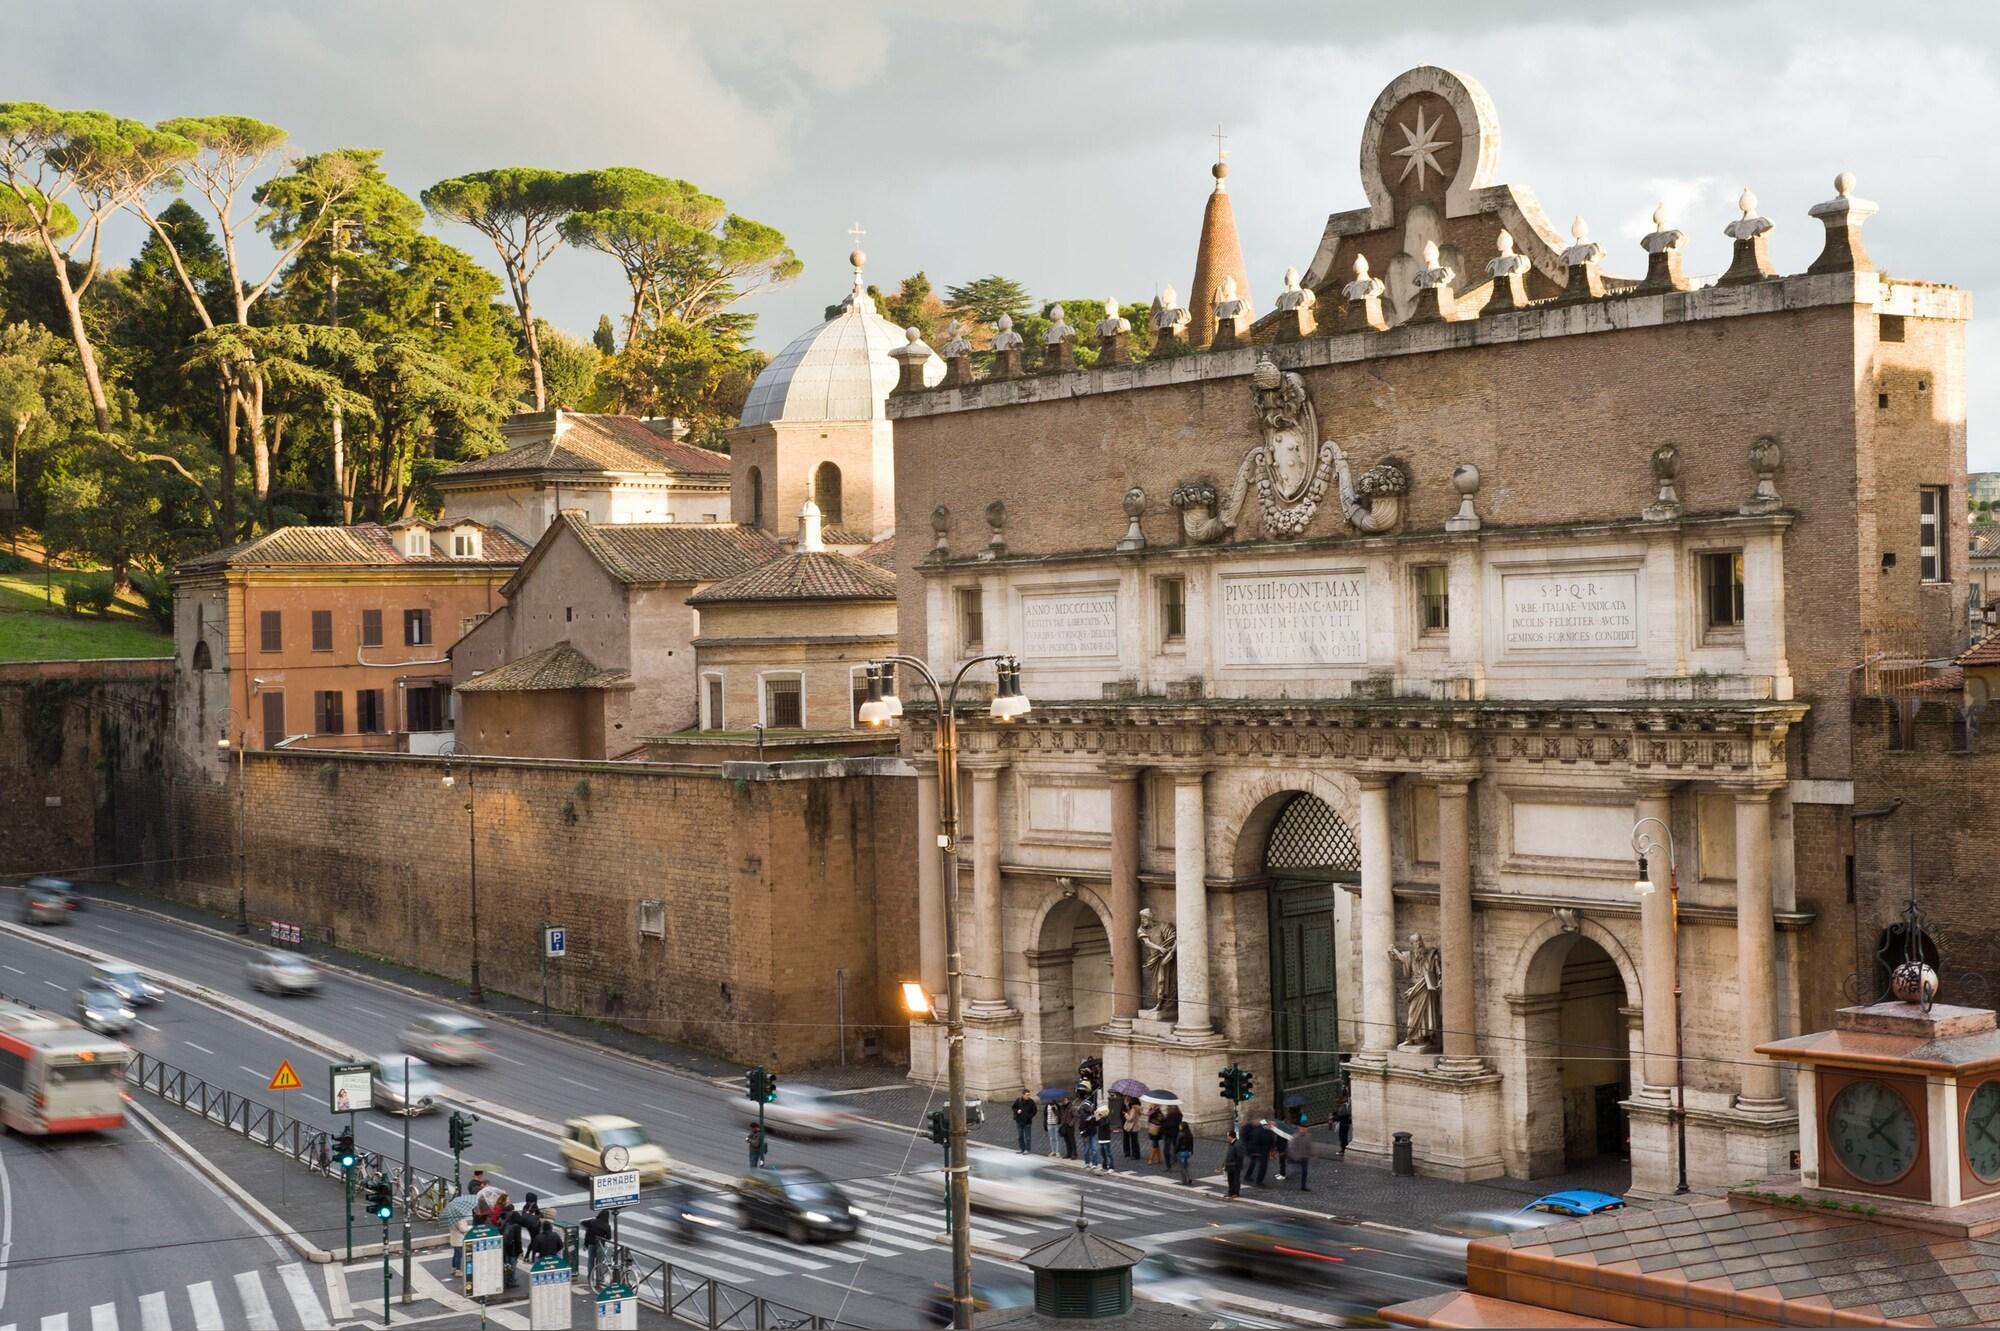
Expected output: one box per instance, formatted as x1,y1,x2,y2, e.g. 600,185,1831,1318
217,723,248,935
863,653,1028,1331
1631,815,1690,1196
442,758,484,1004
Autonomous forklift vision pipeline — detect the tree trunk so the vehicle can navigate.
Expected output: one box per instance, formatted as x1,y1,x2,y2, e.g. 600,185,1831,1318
56,277,112,432
248,373,271,503
221,384,241,541
331,407,349,523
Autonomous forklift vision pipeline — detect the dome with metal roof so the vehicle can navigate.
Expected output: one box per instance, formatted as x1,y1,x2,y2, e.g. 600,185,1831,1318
737,243,943,428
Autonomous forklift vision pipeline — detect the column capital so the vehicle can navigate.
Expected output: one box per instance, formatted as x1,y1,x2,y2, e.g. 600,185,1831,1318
1166,766,1209,789
1355,772,1398,792
1434,778,1474,799
1103,767,1144,785
963,758,1008,779
1628,780,1679,801
1732,785,1781,805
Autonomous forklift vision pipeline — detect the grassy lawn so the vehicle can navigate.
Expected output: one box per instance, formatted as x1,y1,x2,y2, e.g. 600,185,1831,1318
0,536,173,662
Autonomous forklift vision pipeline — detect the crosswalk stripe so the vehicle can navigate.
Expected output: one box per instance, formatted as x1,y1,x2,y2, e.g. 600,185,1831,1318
321,1264,352,1323
698,1230,833,1271
234,1271,277,1331
138,1292,170,1331
628,1241,781,1284
841,1226,934,1252
278,1264,333,1331
186,1280,224,1331
39,1314,68,1331
89,1307,115,1331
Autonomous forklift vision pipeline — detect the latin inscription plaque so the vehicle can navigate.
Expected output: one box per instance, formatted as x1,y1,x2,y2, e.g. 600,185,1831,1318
1221,572,1366,666
1501,573,1639,650
1021,591,1119,659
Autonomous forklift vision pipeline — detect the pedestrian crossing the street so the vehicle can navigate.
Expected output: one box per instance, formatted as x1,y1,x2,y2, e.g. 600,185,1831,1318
0,1261,335,1331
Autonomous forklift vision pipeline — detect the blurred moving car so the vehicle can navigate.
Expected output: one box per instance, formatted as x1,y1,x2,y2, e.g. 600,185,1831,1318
1207,1220,1354,1284
397,1013,492,1066
942,1150,1078,1218
1438,1190,1627,1238
727,1083,855,1138
559,1115,671,1184
90,963,163,1007
924,1259,1232,1329
19,885,71,926
246,951,319,995
72,986,136,1035
25,877,82,911
733,1165,862,1243
370,1055,443,1115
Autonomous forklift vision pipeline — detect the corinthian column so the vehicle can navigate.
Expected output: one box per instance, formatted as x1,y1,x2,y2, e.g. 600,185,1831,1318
1436,781,1479,1066
1172,770,1212,1038
1108,770,1142,1026
1634,786,1679,1098
1357,776,1396,1058
1734,788,1784,1110
968,765,1010,1011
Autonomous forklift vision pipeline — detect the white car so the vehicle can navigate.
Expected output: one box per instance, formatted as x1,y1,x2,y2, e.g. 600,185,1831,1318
247,951,320,995
728,1084,856,1138
948,1150,1078,1218
397,1014,492,1067
370,1055,444,1115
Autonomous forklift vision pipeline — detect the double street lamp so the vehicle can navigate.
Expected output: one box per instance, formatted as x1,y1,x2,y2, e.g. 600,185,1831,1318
859,653,1028,1331
1631,815,1691,1196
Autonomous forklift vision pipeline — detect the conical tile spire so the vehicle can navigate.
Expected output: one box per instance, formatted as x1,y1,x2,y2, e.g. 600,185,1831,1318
1188,146,1253,347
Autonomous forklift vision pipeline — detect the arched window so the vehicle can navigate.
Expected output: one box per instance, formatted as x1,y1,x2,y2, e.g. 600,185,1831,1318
191,640,212,671
746,466,763,527
813,461,843,527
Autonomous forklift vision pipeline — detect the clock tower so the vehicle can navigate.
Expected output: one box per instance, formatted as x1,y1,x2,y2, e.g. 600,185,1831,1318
1761,998,2000,1208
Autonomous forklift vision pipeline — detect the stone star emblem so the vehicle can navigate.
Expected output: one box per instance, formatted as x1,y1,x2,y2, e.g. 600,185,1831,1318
1392,106,1450,189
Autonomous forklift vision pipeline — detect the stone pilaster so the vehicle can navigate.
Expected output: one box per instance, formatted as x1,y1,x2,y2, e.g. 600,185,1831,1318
1107,769,1141,1026
1172,769,1213,1038
916,763,944,996
1735,788,1785,1111
1436,781,1481,1070
967,764,1012,1014
1356,775,1397,1059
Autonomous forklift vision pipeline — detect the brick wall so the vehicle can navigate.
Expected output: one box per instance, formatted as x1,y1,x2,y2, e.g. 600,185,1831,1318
163,750,918,1070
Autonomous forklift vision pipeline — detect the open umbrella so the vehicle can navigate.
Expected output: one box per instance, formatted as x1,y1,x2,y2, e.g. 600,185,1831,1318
1139,1089,1181,1107
439,1193,477,1223
1036,1086,1070,1103
1110,1078,1149,1098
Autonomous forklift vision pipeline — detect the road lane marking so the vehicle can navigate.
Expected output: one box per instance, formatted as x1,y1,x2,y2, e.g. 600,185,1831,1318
135,1019,160,1031
643,1102,691,1118
183,1041,214,1055
140,1290,172,1331
665,1233,801,1275
0,965,20,975
234,1271,277,1331
321,1265,351,1323
39,981,61,991
278,1264,333,1330
187,1280,224,1331
523,1152,563,1170
803,1272,873,1294
568,1080,602,1093
240,1066,264,1079
93,925,122,935
40,1312,68,1331
349,1003,391,1020
485,1050,526,1067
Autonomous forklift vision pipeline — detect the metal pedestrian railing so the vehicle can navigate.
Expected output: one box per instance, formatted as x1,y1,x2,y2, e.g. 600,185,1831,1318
633,1253,849,1330
125,1051,455,1218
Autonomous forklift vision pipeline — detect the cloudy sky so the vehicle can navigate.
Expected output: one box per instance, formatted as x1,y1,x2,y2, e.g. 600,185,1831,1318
13,1,1995,459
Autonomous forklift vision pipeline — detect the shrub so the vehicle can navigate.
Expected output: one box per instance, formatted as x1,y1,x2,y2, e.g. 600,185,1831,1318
130,568,174,632
0,551,29,574
61,574,116,617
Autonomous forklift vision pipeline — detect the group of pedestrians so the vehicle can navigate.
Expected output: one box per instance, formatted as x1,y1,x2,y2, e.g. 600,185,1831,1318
463,1187,565,1289
1222,1092,1353,1198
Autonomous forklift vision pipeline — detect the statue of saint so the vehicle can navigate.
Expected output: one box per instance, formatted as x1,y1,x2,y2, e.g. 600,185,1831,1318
1138,907,1178,1017
1388,931,1443,1050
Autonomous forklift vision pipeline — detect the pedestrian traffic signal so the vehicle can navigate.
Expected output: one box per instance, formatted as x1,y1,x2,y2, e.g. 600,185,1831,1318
926,1107,949,1146
1218,1064,1256,1103
747,1066,778,1104
333,1127,357,1172
448,1110,474,1153
365,1177,392,1220
1238,1069,1256,1103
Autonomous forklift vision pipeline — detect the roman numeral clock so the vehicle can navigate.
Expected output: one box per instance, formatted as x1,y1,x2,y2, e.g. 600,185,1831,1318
1762,977,2000,1209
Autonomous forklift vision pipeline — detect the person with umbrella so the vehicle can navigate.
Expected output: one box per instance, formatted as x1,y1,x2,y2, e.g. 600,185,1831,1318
1111,1079,1147,1159
1011,1088,1038,1154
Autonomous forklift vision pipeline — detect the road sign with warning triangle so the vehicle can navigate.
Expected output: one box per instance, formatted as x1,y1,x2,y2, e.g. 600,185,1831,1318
268,1059,303,1092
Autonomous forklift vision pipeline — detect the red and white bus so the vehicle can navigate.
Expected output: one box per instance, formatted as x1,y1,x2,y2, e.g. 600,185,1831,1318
0,999,130,1134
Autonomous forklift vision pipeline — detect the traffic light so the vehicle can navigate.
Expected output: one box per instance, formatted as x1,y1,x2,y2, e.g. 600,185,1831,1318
448,1111,474,1153
1218,1066,1240,1102
926,1107,949,1146
365,1177,393,1221
747,1066,778,1104
333,1127,357,1172
1238,1069,1256,1103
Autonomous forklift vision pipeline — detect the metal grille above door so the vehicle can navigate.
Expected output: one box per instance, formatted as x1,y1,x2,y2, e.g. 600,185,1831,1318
1264,794,1359,877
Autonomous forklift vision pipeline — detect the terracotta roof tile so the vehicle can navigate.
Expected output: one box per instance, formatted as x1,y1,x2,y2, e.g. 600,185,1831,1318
438,412,730,480
1958,632,2000,667
456,642,631,693
178,521,525,572
560,514,782,584
860,534,896,569
1972,526,2000,560
687,549,896,605
820,526,875,545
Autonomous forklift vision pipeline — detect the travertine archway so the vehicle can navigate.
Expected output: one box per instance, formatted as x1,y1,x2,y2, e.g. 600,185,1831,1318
1026,886,1114,1091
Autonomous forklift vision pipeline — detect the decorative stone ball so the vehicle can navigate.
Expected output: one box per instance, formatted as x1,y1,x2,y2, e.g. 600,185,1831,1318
1748,435,1782,477
1651,442,1682,480
1835,171,1856,199
1122,486,1146,519
1453,463,1481,497
1892,962,1939,1007
930,505,951,536
1250,356,1284,391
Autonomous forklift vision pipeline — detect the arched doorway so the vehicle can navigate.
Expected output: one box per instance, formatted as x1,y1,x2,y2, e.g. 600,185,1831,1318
1264,794,1357,1121
813,461,843,526
1031,895,1113,1091
1520,930,1633,1182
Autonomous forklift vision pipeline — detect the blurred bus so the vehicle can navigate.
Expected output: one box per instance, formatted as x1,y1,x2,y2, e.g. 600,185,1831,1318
0,997,131,1134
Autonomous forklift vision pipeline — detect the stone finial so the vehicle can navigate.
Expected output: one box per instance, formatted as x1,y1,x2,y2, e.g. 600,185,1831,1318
1211,274,1253,349
1445,462,1482,532
1405,240,1458,324
890,325,937,393
1117,485,1147,551
1741,435,1784,515
1807,171,1878,275
938,318,974,387
1718,187,1778,286
1272,265,1318,341
929,504,951,558
983,499,1007,559
1041,304,1077,372
1095,297,1133,365
1638,201,1692,293
1558,216,1607,301
1643,442,1683,522
1339,253,1390,333
990,312,1025,378
1483,228,1534,315
1150,286,1191,355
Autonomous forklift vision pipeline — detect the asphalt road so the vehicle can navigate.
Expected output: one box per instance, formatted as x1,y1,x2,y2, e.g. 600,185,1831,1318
0,896,1466,1327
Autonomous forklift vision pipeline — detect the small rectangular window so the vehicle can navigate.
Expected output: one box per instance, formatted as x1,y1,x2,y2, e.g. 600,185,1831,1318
313,690,344,735
259,610,282,653
260,691,285,744
766,677,802,729
958,588,983,652
1702,551,1745,631
705,677,724,731
310,609,333,652
356,689,385,734
1158,577,1186,644
1920,486,1947,582
1414,565,1450,636
639,900,666,939
404,608,432,646
1887,699,1916,752
1879,313,1906,343
360,608,383,648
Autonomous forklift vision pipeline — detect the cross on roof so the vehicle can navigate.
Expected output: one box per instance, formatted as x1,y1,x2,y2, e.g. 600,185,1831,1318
847,222,866,246
1213,124,1229,163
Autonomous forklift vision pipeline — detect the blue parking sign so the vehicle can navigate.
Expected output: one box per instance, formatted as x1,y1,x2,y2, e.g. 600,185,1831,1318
545,927,566,958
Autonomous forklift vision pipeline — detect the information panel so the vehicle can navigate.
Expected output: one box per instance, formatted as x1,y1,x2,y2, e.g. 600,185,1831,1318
1500,573,1639,650
1220,572,1367,666
1020,591,1119,659
464,1225,503,1298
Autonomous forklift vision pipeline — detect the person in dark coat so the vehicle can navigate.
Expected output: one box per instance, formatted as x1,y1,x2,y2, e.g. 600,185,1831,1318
1162,1108,1184,1173
499,1204,524,1287
747,1121,769,1169
1290,1114,1315,1191
1011,1090,1038,1154
581,1211,612,1285
1058,1101,1078,1159
1242,1119,1270,1187
1223,1130,1244,1197
529,1217,565,1261
1094,1107,1115,1173
1146,1107,1164,1165
1332,1091,1353,1158
1174,1121,1196,1185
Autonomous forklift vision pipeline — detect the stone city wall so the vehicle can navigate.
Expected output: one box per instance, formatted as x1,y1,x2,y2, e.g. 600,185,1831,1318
157,750,918,1070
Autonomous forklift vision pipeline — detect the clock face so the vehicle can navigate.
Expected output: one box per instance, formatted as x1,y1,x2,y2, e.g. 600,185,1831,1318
1966,1082,2000,1183
1827,1079,1919,1185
